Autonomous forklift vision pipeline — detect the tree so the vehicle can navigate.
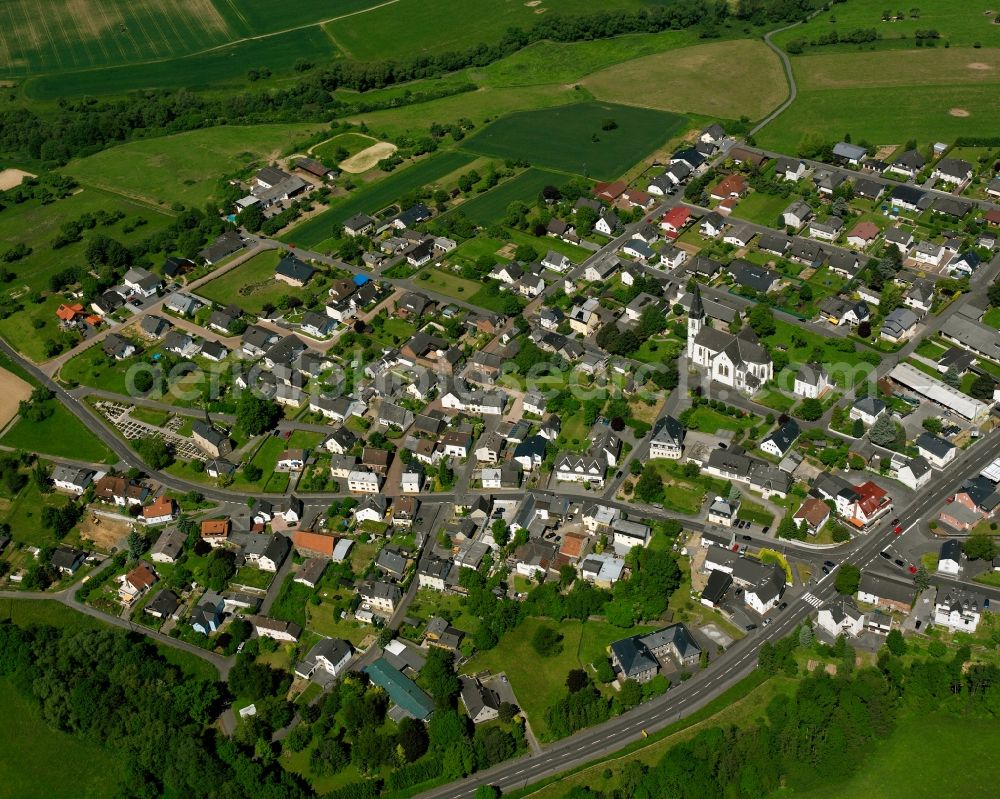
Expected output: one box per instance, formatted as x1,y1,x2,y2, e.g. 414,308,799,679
970,374,996,401
396,716,429,762
475,786,500,799
491,517,509,547
126,531,147,561
963,532,997,561
205,549,237,591
914,564,931,591
422,648,460,707
633,464,663,504
777,511,801,540
799,623,815,647
498,702,519,724
798,398,823,421
566,669,588,693
747,304,776,337
869,413,897,446
243,463,263,482
531,625,563,657
136,436,173,469
942,365,962,388
885,628,907,656
857,319,872,339
851,418,865,437
834,563,861,595
236,395,281,436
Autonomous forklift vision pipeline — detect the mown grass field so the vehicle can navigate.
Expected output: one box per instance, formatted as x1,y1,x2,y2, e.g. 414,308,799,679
1,403,116,463
793,48,1000,91
0,676,121,799
462,616,656,741
582,39,787,120
67,124,325,207
451,168,564,225
197,249,287,314
310,132,379,164
281,150,475,248
413,268,481,300
325,0,654,61
462,101,686,179
772,0,1000,53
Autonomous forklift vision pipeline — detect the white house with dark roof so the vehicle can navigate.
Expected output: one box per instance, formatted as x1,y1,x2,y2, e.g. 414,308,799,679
934,586,984,632
916,432,957,469
793,363,829,398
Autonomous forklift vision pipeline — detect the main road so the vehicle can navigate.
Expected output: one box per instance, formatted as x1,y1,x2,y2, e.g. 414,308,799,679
413,428,1000,799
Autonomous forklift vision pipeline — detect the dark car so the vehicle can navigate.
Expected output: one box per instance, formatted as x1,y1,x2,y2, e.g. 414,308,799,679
822,565,831,575
880,550,891,559
761,526,770,534
615,470,623,478
915,620,922,630
778,601,788,611
742,534,752,542
130,299,142,308
891,517,900,526
894,558,905,568
823,560,835,569
745,623,758,631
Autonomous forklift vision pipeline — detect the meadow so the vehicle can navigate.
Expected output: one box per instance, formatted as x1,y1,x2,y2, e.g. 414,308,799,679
324,0,654,61
67,124,326,207
226,0,385,33
281,150,475,247
1,403,116,463
450,168,564,225
0,676,121,799
772,0,1000,52
310,132,380,164
581,40,787,120
197,249,288,314
462,101,687,179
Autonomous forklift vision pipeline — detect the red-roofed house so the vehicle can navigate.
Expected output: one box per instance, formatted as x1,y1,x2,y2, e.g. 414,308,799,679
847,221,881,249
142,496,176,526
793,497,830,535
56,303,84,322
118,563,157,603
660,206,692,238
850,481,892,527
621,188,654,209
710,174,748,201
986,209,1000,227
593,180,627,202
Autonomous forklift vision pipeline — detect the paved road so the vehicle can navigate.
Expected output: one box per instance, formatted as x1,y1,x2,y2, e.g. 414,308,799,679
413,428,1000,799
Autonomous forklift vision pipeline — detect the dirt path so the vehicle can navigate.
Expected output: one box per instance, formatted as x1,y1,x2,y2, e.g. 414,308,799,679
0,366,32,431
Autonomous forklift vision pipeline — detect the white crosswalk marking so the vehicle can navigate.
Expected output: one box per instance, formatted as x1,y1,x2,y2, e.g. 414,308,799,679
802,592,823,607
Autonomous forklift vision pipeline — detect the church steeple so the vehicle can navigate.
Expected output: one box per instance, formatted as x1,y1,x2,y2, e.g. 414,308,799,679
687,283,704,358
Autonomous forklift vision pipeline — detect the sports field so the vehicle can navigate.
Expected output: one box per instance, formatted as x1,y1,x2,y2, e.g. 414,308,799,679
281,150,475,248
67,124,325,207
451,168,564,226
462,101,686,179
582,40,787,120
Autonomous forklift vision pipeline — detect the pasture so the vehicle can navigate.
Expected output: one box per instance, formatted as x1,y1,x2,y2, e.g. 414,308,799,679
451,168,564,225
281,150,475,247
25,26,338,99
325,0,653,61
67,124,326,207
0,0,232,77
773,0,1000,52
0,676,121,799
757,82,1000,153
793,48,1000,91
582,40,787,120
462,101,686,179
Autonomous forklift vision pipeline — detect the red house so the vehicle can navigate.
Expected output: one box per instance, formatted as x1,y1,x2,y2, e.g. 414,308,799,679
660,206,692,239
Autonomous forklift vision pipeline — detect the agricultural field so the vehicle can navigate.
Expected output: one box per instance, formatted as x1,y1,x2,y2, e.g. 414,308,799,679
26,26,339,99
582,40,787,120
772,0,1000,53
760,47,1000,152
227,0,385,33
67,124,326,208
0,0,233,78
451,168,564,226
281,150,475,248
462,101,687,179
197,249,290,314
0,676,121,799
325,0,655,61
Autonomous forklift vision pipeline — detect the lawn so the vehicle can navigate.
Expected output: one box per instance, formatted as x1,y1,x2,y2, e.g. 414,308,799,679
67,124,326,207
282,150,475,248
414,267,484,300
197,250,290,314
463,616,655,741
462,101,688,180
2,403,115,464
0,676,122,799
754,388,797,413
733,191,791,228
450,168,566,226
268,575,313,627
642,458,728,515
982,307,1000,330
789,712,1000,799
684,406,757,434
765,319,874,389
582,39,787,120
311,132,380,164
0,482,74,549
736,499,775,527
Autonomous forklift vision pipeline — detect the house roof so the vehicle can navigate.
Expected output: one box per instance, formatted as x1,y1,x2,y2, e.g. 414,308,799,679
794,497,830,528
916,432,955,459
275,255,316,283
142,496,174,520
364,658,434,719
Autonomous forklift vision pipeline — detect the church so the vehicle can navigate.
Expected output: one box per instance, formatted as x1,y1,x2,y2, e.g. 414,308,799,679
687,285,773,392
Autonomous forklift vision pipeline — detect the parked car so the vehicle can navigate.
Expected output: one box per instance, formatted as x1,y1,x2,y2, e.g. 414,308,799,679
894,558,905,568
823,560,835,569
763,617,773,627
880,550,891,559
761,526,770,534
742,535,752,542
745,623,757,631
777,602,788,611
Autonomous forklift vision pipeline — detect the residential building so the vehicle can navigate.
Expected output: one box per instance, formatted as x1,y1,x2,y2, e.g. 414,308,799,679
916,432,958,469
610,624,701,683
295,638,353,682
856,571,914,613
816,597,866,638
460,676,501,724
937,539,962,576
648,415,684,459
933,586,984,632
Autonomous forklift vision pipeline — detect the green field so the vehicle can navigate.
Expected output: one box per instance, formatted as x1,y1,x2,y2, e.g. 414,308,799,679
26,26,339,99
733,191,791,227
451,168,565,225
790,712,1000,799
1,482,72,548
462,101,686,179
197,249,288,314
281,150,475,247
463,616,655,741
230,0,385,32
1,403,116,464
772,0,1000,53
310,132,380,165
67,124,325,207
413,268,482,300
0,677,121,799
325,0,653,61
